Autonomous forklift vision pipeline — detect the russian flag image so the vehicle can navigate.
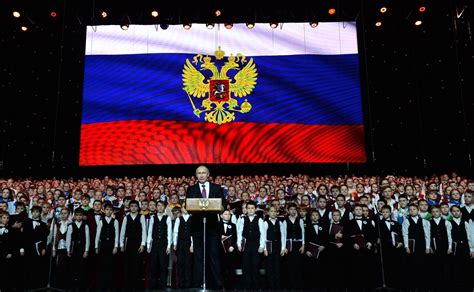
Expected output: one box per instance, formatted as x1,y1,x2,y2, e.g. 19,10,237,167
80,23,365,165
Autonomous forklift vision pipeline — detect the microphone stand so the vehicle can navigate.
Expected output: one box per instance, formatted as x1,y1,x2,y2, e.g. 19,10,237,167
202,216,207,290
375,214,396,292
31,216,64,291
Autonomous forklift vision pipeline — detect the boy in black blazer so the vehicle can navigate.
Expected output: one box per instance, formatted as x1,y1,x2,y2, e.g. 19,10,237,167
220,209,237,290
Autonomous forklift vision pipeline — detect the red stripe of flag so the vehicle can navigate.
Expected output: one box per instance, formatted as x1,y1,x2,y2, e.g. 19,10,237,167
80,120,365,165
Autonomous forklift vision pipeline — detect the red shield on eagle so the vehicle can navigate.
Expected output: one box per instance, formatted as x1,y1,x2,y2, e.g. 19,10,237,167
209,80,230,102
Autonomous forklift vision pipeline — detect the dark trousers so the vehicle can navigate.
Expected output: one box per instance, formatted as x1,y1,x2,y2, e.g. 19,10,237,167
327,244,347,288
27,254,46,288
148,242,168,289
404,251,428,288
98,244,116,289
242,242,260,289
428,250,450,289
123,241,143,289
286,241,303,289
304,250,328,288
378,245,403,288
176,240,193,288
451,242,470,288
222,251,236,290
70,250,87,289
86,250,99,289
0,257,13,290
192,233,222,289
53,249,70,288
265,246,281,289
350,248,376,288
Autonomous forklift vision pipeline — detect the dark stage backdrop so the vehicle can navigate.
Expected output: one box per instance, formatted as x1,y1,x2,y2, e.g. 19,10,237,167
0,1,473,177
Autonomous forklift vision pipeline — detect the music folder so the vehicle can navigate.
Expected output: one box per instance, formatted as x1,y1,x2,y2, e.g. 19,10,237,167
265,240,273,254
221,235,233,253
286,239,293,252
330,224,344,243
307,242,322,259
351,234,365,248
392,232,400,246
241,237,247,252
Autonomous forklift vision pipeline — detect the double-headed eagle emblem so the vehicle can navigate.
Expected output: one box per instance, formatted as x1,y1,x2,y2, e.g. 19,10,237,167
182,46,258,125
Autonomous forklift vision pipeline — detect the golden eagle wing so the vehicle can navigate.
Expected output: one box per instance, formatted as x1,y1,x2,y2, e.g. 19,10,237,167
230,58,257,98
182,59,209,98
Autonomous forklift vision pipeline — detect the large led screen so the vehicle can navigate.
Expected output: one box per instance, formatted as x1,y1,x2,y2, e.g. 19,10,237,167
80,23,365,165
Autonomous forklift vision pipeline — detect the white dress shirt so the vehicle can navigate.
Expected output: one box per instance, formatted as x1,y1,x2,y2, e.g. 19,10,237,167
402,215,431,250
119,213,147,248
354,217,364,231
262,218,287,252
431,217,453,250
236,214,266,250
452,217,474,253
286,215,305,243
66,221,90,253
52,220,71,251
147,213,173,249
173,213,193,248
199,182,210,198
95,216,120,249
468,219,474,253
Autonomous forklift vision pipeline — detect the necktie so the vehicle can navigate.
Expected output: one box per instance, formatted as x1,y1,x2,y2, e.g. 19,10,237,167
201,184,207,198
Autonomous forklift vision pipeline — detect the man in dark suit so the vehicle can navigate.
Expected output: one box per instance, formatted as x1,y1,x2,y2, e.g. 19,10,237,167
186,165,224,289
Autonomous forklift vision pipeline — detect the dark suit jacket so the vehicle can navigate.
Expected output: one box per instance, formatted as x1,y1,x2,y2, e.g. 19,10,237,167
346,218,377,247
305,222,329,247
186,182,224,236
25,219,48,256
220,221,237,252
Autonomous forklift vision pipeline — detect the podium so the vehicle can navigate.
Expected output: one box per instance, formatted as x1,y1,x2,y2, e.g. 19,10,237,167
186,198,223,213
185,198,223,289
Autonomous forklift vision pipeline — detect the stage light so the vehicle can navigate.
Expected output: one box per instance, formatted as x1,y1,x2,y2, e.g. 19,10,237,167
183,23,192,30
419,6,426,12
50,11,57,18
206,23,215,29
100,11,107,18
415,20,423,26
380,7,387,13
375,21,382,27
121,23,129,30
21,26,28,32
215,9,222,17
328,8,336,15
246,23,255,29
13,11,21,18
160,24,169,30
270,22,278,29
309,22,318,28
151,10,159,17
225,23,233,29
